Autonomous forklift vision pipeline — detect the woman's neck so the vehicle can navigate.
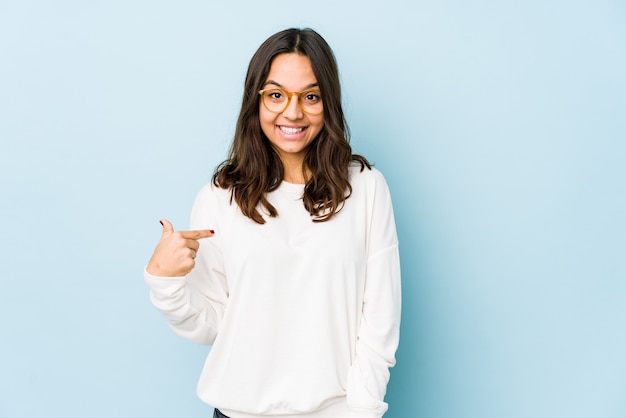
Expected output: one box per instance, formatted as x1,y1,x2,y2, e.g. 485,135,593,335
281,156,308,184
283,168,308,184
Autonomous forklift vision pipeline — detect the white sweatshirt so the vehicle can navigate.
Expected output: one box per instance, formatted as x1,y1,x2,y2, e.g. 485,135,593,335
145,165,401,418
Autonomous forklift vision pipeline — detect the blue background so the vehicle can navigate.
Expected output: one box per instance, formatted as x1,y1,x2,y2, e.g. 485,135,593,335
1,1,625,417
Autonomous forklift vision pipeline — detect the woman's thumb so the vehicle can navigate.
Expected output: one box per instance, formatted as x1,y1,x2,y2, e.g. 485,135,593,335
159,219,174,236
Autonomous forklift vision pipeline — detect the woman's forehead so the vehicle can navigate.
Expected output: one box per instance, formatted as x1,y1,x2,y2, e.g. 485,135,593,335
266,53,318,88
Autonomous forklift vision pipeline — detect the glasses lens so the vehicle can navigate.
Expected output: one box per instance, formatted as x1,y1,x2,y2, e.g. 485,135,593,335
263,89,288,113
299,90,323,115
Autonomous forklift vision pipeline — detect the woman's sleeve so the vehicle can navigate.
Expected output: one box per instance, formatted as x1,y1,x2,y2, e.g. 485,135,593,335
347,170,402,418
144,184,228,346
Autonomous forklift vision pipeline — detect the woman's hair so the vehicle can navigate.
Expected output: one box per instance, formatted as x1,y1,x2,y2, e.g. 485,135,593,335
212,27,370,224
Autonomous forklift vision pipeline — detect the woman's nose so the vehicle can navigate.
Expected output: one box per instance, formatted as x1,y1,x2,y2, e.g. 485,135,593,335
282,94,303,119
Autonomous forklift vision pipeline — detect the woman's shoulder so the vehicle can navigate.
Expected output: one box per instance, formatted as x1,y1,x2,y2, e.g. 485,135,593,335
189,181,235,228
348,162,388,188
193,181,233,209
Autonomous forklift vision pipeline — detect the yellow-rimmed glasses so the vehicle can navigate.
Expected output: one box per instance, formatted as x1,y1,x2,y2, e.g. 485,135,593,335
259,88,323,115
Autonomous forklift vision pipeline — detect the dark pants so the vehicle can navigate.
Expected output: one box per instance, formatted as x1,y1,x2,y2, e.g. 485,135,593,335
213,409,230,418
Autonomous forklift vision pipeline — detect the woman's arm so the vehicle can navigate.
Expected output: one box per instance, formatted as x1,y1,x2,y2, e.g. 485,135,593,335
145,185,228,345
347,170,402,418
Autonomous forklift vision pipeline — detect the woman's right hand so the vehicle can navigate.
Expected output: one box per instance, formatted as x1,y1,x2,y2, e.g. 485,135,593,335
146,219,215,277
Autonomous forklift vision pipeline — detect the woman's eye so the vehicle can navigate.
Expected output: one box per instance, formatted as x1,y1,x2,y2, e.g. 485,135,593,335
268,91,284,100
303,92,321,103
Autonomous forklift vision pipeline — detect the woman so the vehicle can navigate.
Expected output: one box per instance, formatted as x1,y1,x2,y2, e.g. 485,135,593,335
145,28,401,418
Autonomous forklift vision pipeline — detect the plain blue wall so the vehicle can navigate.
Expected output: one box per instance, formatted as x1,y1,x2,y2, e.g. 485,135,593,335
1,1,625,417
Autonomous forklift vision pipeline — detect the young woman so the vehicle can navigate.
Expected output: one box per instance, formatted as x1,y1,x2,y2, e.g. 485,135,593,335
145,28,401,418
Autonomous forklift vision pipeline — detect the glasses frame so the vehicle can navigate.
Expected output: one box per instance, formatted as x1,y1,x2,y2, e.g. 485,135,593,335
258,88,324,116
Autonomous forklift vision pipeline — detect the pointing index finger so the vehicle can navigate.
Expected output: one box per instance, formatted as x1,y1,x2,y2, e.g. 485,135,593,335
179,229,215,240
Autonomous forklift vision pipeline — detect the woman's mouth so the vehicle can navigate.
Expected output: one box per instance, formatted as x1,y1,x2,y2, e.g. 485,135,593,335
278,125,306,134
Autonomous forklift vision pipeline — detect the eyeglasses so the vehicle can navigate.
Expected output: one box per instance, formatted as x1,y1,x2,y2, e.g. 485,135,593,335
259,88,323,115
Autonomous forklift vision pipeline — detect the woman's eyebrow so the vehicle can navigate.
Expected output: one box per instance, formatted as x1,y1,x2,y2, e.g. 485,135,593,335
264,80,319,89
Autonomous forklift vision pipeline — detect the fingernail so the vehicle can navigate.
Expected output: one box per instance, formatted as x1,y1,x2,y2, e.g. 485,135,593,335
210,230,215,234
159,220,164,226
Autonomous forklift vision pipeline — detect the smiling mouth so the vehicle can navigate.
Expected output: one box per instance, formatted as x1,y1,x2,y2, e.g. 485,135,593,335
278,126,306,134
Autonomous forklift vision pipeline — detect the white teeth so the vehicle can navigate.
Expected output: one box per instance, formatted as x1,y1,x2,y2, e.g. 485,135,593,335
279,126,304,134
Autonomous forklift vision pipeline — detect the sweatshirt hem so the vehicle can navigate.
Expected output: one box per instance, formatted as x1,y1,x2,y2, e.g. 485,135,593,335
219,396,349,418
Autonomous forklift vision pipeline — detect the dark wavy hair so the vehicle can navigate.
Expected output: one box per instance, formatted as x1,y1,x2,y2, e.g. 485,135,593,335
212,28,370,224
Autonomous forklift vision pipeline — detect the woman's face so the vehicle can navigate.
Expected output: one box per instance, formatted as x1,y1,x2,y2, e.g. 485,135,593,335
259,53,324,166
